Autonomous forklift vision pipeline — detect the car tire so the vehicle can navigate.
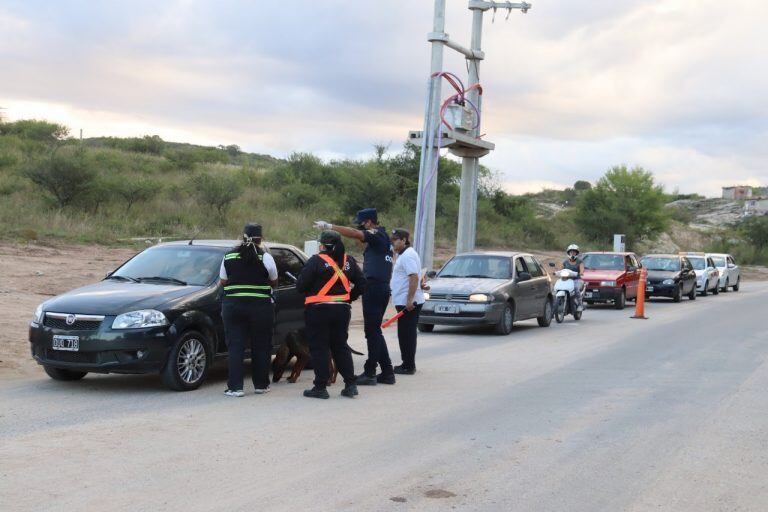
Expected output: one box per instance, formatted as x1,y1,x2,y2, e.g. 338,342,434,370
495,303,515,335
701,284,708,297
43,366,87,381
537,298,553,327
712,283,719,295
673,285,682,303
418,323,435,333
614,289,626,310
161,329,212,391
733,278,740,292
688,285,696,300
722,278,729,292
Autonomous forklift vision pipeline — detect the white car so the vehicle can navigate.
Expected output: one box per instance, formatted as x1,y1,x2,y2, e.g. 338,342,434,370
706,253,741,292
686,254,720,296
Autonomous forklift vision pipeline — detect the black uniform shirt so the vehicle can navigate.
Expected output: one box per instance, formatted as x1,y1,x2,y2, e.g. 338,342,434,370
296,253,367,303
362,226,394,282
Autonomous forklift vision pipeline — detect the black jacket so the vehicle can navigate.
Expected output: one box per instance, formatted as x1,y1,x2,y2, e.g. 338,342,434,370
296,253,366,303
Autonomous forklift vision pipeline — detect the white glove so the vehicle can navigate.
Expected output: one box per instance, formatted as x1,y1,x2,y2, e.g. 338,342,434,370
313,220,332,230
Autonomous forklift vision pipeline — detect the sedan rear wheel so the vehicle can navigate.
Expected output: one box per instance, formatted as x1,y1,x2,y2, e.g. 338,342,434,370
495,303,515,335
733,277,740,292
722,278,729,293
162,330,211,391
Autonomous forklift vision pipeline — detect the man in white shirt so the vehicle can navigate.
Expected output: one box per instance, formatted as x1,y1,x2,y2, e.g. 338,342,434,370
389,229,425,375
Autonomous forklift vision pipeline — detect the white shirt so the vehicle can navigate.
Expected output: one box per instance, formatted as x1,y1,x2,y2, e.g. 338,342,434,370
390,247,425,306
219,252,278,282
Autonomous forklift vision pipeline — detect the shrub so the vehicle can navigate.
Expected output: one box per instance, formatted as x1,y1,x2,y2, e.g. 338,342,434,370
190,172,242,216
23,148,97,208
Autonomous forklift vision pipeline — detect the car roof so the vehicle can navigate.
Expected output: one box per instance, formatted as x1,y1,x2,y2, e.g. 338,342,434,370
156,240,300,251
705,252,730,257
583,251,635,256
454,251,523,258
642,254,683,259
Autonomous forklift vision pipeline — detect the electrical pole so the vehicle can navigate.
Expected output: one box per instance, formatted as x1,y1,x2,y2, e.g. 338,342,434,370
411,1,531,269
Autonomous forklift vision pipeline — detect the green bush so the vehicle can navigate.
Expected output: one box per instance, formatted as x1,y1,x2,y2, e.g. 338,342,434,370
23,147,97,208
190,172,242,216
0,119,69,142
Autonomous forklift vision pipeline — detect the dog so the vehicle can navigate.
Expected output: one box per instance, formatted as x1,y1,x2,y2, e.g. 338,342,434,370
272,334,364,385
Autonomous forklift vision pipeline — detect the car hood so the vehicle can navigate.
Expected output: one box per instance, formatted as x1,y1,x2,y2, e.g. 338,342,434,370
645,270,679,280
428,277,508,295
582,270,624,281
41,280,204,316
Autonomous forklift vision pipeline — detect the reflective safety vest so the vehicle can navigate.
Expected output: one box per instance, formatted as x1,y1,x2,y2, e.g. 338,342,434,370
305,254,351,305
223,252,272,300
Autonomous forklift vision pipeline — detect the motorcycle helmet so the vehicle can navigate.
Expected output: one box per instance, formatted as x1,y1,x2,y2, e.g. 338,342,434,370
566,243,580,257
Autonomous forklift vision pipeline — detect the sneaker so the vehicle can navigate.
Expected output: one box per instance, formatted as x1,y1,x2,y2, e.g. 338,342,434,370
394,365,416,375
254,387,271,395
340,384,358,398
376,373,396,385
356,373,377,386
303,387,330,399
224,389,244,397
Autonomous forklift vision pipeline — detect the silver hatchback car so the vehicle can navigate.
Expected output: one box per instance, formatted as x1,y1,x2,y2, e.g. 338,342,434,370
419,252,553,335
706,253,742,292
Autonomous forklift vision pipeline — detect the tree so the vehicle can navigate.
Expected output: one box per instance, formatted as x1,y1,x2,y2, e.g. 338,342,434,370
112,177,162,211
0,120,69,142
23,147,96,208
575,165,669,247
573,180,592,191
190,172,241,216
740,216,768,250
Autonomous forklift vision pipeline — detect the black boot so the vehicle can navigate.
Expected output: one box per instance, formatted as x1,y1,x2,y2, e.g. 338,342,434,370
303,386,329,399
340,383,358,398
356,372,377,386
376,372,396,385
394,365,416,375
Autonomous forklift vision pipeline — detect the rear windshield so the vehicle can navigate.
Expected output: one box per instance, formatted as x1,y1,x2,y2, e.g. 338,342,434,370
711,256,726,267
689,257,706,270
582,254,625,270
438,255,511,279
641,257,680,272
114,246,226,286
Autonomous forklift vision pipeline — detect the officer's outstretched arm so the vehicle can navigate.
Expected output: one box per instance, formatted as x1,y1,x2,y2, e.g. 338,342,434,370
330,224,365,242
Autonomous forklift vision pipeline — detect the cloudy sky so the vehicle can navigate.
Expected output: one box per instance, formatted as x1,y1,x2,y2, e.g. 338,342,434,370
2,0,766,196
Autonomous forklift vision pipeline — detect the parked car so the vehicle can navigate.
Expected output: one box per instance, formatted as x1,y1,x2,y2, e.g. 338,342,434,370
418,252,552,335
581,252,642,309
640,254,697,302
706,253,741,292
680,253,720,296
29,240,308,390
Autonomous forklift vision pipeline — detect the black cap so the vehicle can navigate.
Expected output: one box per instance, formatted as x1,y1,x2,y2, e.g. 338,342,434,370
353,208,378,225
244,224,262,238
319,230,341,246
390,228,410,241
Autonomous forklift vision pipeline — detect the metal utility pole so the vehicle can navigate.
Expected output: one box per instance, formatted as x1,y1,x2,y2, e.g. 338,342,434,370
411,1,531,269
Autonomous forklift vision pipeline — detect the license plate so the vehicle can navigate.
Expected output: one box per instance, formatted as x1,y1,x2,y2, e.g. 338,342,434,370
646,286,654,292
52,335,79,352
584,292,594,298
435,304,459,314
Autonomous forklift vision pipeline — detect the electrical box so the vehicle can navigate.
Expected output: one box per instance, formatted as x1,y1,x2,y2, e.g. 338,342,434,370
444,103,474,132
304,240,320,256
613,234,626,252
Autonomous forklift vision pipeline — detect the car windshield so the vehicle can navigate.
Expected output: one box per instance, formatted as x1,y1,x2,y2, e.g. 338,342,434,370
438,255,511,279
641,257,680,272
689,257,706,270
711,256,726,267
112,246,225,286
582,254,625,270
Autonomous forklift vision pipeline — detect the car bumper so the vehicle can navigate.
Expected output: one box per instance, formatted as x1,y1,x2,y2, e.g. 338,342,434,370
583,287,621,302
419,300,505,326
645,283,677,297
29,322,176,374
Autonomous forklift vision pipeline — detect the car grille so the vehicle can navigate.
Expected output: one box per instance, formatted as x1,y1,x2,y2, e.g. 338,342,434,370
44,313,104,331
44,349,100,364
428,293,471,301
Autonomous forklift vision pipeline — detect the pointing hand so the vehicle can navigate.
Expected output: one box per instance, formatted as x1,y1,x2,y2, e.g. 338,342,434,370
313,220,332,230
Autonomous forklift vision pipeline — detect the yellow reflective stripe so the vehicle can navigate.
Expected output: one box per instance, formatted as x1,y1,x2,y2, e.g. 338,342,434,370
224,285,272,291
227,293,272,298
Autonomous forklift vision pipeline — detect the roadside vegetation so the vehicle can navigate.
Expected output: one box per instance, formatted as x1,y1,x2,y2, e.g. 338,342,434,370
1,118,765,264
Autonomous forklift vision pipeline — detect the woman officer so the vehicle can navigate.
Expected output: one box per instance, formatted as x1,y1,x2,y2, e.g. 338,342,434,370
296,230,366,399
220,224,278,397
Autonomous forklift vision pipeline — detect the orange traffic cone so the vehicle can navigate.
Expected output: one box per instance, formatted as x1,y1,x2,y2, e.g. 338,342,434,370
631,267,649,319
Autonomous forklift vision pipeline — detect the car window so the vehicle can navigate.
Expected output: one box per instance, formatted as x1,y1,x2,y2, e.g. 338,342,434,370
689,257,706,270
514,257,528,277
641,257,680,271
728,256,736,266
522,256,543,277
711,256,726,267
583,254,625,270
271,248,304,287
706,257,714,268
624,255,633,269
631,255,640,268
439,255,512,279
113,246,224,286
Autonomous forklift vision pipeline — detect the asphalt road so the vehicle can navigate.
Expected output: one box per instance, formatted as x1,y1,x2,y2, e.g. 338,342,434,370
2,284,767,511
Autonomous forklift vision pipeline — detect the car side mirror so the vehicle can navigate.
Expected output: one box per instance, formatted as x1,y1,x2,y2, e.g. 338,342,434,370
426,270,437,279
517,272,532,282
284,271,298,283
728,263,736,269
105,271,114,278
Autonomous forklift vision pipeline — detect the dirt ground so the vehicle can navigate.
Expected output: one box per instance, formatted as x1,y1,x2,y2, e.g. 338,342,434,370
2,242,766,379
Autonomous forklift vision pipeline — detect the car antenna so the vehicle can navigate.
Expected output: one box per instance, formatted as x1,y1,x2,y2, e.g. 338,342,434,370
188,229,201,246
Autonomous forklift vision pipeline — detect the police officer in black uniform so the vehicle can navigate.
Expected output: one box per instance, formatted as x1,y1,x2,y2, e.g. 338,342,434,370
297,230,366,399
219,224,278,397
314,208,395,385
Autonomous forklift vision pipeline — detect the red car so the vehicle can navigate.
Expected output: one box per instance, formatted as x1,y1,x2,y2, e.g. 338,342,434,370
581,252,642,309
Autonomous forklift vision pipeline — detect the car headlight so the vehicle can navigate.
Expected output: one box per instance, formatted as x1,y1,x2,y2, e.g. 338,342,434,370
423,292,430,301
663,279,675,285
112,310,168,330
469,293,491,302
600,281,616,287
32,303,45,324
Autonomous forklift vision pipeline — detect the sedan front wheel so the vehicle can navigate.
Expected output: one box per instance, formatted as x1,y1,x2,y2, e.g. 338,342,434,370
161,330,211,391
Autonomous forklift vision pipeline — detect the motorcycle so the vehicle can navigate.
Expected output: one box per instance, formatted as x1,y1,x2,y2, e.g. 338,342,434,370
552,268,584,323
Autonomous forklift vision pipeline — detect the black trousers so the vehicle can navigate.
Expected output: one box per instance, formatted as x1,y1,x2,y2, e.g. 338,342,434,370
222,299,274,391
305,304,356,389
362,280,392,376
395,304,422,370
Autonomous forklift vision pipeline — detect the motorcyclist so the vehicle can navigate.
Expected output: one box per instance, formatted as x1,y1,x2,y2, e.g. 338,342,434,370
562,244,585,311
